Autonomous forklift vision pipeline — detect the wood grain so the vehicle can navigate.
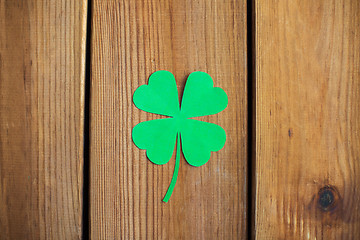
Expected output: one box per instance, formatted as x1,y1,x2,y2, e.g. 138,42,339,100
0,1,87,239
90,0,247,239
254,0,360,238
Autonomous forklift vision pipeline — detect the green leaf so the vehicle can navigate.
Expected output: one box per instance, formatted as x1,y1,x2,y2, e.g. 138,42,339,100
132,70,228,202
180,71,228,118
132,118,178,165
133,70,180,117
180,119,226,167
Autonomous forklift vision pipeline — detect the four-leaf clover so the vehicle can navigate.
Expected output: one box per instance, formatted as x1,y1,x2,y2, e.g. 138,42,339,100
132,70,228,202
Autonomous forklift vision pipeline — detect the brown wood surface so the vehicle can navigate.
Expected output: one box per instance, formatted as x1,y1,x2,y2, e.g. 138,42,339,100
254,0,360,239
0,1,87,239
90,0,247,239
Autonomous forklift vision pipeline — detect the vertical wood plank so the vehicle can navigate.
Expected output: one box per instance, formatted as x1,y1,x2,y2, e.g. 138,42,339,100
0,1,87,239
254,0,360,238
90,0,248,239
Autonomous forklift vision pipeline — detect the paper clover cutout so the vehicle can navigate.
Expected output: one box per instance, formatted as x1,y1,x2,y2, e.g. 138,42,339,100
132,70,228,202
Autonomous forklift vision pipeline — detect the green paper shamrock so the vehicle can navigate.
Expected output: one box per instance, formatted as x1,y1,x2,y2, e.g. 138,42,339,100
132,70,228,202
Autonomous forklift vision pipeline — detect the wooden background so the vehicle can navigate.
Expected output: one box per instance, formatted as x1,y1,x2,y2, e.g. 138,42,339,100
254,0,360,238
0,1,87,239
90,0,247,239
0,0,359,239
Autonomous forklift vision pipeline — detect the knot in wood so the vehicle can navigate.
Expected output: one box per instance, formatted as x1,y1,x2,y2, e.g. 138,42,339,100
317,186,339,212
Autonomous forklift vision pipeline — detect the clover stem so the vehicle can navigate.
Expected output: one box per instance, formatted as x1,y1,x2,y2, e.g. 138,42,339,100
163,134,181,203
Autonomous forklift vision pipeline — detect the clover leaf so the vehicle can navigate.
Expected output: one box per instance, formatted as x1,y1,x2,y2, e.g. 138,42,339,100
132,70,228,202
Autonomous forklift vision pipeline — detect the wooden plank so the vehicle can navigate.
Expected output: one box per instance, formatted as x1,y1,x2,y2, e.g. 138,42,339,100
0,1,87,239
90,0,248,239
254,0,360,238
